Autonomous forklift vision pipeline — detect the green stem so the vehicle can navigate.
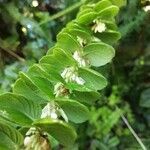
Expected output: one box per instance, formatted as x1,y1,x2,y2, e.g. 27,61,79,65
39,1,84,26
121,114,147,150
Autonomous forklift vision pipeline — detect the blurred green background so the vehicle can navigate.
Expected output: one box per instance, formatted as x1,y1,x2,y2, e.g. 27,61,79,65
0,0,150,149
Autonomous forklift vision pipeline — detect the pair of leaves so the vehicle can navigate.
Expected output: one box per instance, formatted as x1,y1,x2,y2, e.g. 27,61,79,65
15,72,90,123
0,93,41,126
57,31,116,67
0,93,85,146
77,0,119,24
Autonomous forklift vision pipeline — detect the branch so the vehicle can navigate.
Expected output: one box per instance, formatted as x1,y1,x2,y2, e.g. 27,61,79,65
121,113,147,150
0,48,25,62
39,1,84,26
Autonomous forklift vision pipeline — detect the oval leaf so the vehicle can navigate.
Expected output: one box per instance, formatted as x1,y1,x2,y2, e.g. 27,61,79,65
33,118,77,146
77,12,97,25
71,91,100,105
94,0,112,12
56,98,89,123
95,30,121,44
78,68,107,91
99,5,119,20
57,32,81,53
0,93,41,126
83,42,115,67
13,77,49,104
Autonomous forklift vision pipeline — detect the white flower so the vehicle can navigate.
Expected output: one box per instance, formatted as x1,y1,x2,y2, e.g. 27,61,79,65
61,67,85,85
77,36,86,47
41,102,58,119
73,51,87,67
143,5,150,12
61,67,75,82
54,82,68,97
24,127,37,147
92,20,106,33
26,127,36,136
24,136,32,146
58,108,68,122
75,77,85,85
41,102,68,122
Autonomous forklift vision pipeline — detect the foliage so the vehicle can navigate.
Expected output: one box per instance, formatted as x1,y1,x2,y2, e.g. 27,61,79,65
0,0,150,150
0,0,122,149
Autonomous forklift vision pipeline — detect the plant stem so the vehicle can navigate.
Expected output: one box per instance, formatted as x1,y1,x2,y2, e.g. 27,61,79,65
1,48,25,62
39,1,84,26
121,114,147,150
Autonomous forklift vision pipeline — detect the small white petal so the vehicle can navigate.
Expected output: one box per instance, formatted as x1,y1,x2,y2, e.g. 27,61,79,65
71,74,76,81
24,137,31,146
61,68,68,78
81,60,86,67
73,51,88,67
73,51,79,60
58,108,68,122
41,102,58,119
51,111,58,119
92,21,106,33
75,77,85,85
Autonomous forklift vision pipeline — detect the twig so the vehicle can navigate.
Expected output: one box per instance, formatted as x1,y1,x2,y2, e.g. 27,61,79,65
121,113,147,150
39,1,84,26
0,48,25,62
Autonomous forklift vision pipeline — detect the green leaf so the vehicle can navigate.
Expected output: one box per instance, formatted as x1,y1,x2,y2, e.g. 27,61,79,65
71,91,100,105
77,7,94,18
0,123,23,150
110,0,127,7
90,107,121,135
99,5,119,20
66,82,91,92
140,88,150,108
77,11,97,25
56,98,89,123
83,42,115,67
68,28,92,44
25,74,54,99
0,93,41,126
78,68,107,91
40,48,76,72
101,20,118,30
57,31,81,53
13,75,49,104
67,22,91,34
39,64,65,83
28,64,63,84
33,118,77,146
94,0,112,12
20,72,53,99
95,30,121,44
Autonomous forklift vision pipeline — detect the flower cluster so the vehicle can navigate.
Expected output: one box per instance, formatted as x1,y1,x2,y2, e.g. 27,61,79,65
92,19,106,33
41,101,68,122
61,67,85,85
